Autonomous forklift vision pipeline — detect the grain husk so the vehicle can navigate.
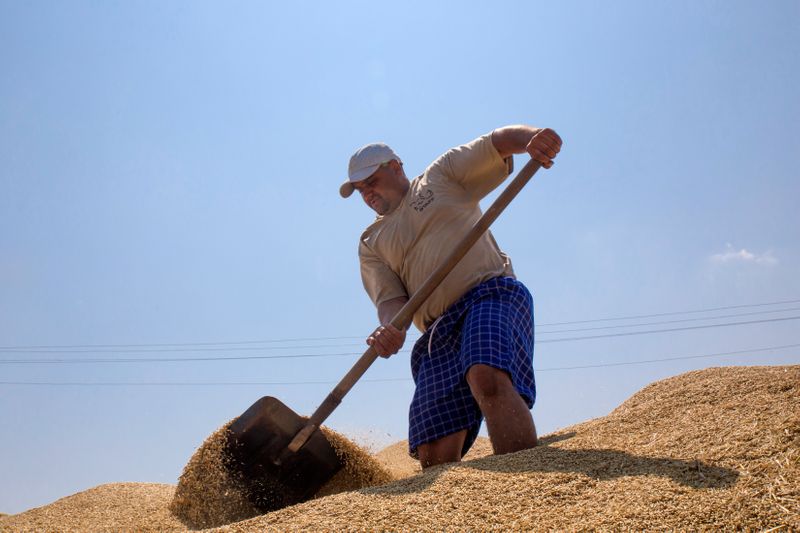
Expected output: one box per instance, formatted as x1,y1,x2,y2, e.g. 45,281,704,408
2,365,798,532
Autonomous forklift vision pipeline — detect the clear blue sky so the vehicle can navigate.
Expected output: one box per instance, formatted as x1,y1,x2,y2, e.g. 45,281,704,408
1,0,798,515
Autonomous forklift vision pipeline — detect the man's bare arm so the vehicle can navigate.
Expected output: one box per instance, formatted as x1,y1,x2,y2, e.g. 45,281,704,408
367,295,409,358
377,295,409,326
492,125,562,169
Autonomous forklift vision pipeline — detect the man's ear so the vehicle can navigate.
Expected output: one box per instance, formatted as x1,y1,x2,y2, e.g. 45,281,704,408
389,159,404,175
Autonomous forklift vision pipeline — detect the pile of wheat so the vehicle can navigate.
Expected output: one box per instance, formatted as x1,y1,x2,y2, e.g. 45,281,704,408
212,365,799,531
1,365,797,532
0,483,185,532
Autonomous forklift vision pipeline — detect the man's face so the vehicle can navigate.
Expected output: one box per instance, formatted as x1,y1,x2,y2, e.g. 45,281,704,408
353,160,408,215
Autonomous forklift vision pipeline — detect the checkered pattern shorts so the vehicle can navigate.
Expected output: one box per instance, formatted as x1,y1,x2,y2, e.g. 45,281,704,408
408,276,535,458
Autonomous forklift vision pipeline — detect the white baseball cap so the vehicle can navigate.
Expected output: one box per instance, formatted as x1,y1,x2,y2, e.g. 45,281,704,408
340,142,402,198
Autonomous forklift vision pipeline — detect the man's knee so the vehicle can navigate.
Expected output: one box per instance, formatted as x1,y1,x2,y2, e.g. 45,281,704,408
417,430,466,468
466,364,513,402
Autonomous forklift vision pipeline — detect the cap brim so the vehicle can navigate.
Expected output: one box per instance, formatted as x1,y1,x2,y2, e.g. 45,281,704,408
340,164,380,199
339,181,355,198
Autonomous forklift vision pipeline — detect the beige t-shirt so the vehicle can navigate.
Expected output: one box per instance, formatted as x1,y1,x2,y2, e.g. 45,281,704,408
359,133,515,332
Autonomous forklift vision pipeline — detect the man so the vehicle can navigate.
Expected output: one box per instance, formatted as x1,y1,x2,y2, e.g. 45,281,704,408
340,125,562,468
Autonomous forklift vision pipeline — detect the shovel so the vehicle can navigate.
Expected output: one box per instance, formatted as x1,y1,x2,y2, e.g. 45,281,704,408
226,157,543,512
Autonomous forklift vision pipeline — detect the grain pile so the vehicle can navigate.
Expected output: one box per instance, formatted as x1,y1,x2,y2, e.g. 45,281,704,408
2,365,797,531
212,365,799,531
0,483,185,532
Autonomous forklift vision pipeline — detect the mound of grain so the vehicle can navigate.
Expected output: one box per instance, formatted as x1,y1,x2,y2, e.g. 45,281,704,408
0,427,393,533
168,419,394,529
0,483,183,533
169,421,260,529
211,365,799,531
4,365,797,531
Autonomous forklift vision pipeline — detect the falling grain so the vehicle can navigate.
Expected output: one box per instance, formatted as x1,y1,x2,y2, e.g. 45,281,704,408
169,420,260,529
168,420,394,528
314,427,393,497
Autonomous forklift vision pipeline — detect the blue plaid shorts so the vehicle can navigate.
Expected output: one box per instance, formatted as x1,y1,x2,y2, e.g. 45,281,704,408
408,276,535,458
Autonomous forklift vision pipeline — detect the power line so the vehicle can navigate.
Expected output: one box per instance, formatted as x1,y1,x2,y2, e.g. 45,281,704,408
537,343,800,371
0,336,361,351
0,344,370,355
537,315,800,344
538,297,800,326
2,297,798,351
0,377,411,387
2,315,798,364
1,343,797,386
2,305,798,355
0,351,361,364
536,306,800,335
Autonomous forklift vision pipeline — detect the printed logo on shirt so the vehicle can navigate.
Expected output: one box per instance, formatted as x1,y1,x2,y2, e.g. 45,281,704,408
410,188,434,212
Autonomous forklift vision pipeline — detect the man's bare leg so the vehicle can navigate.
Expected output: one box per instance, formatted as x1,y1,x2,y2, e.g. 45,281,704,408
416,429,467,469
466,364,537,455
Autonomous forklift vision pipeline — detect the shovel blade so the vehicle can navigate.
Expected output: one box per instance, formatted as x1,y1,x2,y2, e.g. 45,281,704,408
225,396,342,512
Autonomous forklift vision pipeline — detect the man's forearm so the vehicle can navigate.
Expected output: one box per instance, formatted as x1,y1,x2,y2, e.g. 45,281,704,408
491,125,541,159
368,296,409,357
377,296,410,328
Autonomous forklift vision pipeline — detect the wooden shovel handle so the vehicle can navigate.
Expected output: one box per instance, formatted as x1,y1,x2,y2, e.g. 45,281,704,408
287,158,543,452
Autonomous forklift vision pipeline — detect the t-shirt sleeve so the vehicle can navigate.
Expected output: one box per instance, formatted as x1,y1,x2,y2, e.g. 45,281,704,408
430,133,513,200
359,240,408,307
